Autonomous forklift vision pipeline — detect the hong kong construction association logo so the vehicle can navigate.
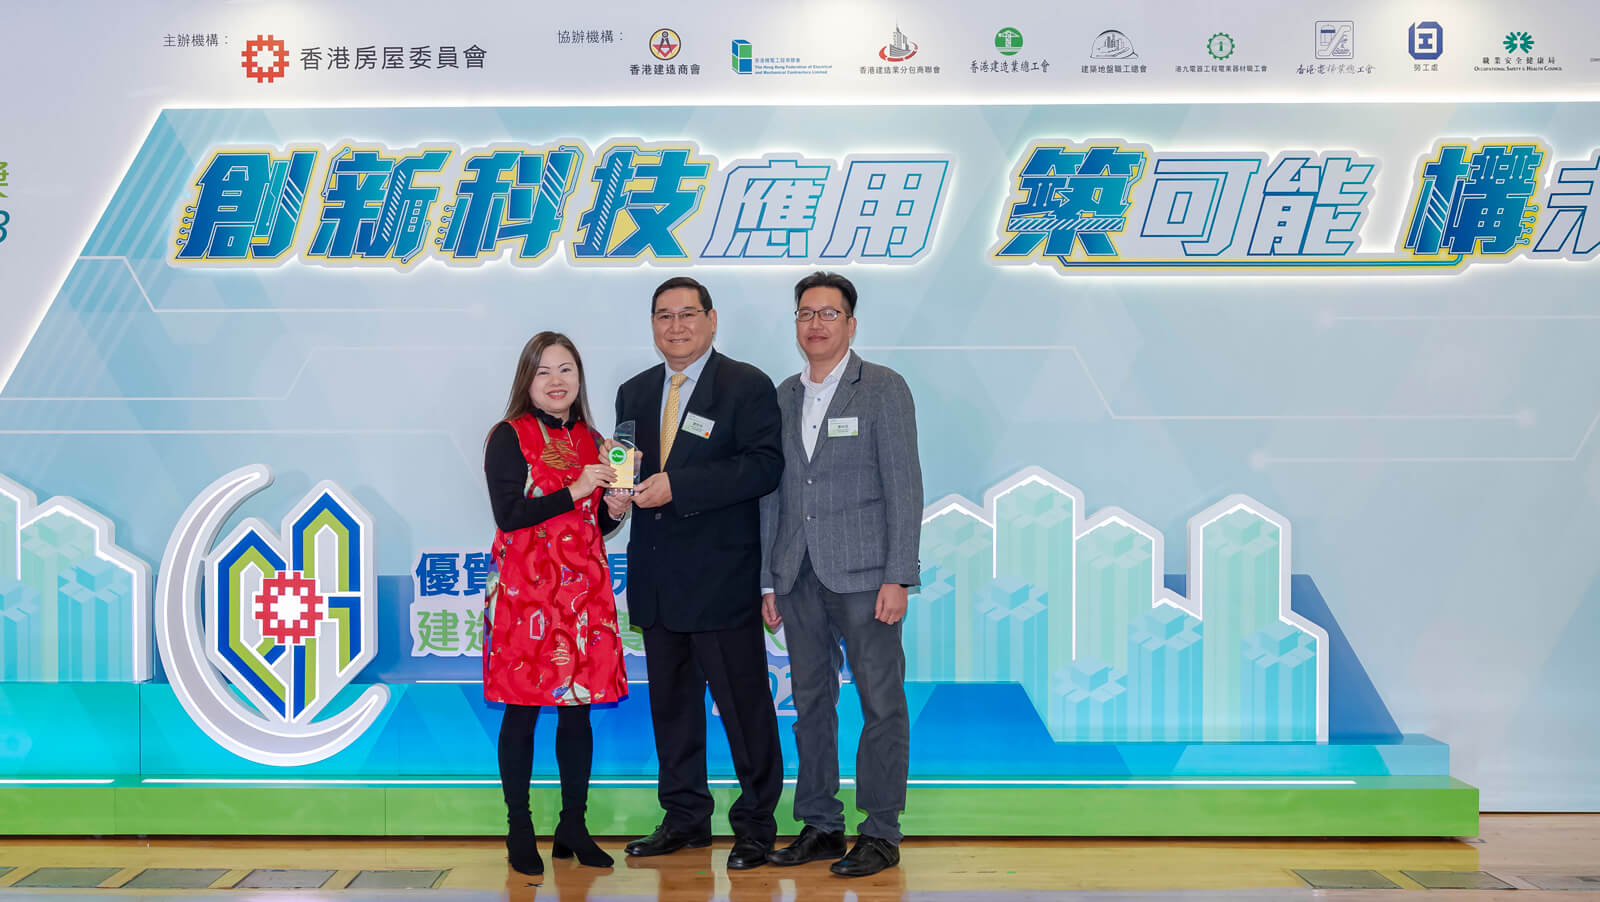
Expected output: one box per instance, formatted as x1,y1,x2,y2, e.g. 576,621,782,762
155,465,386,766
632,26,698,76
649,27,681,60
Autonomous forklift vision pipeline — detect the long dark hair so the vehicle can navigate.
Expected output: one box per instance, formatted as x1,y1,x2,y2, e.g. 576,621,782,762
498,331,596,430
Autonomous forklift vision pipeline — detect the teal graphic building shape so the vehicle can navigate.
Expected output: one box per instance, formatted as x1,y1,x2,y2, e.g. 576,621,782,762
911,467,1326,742
0,474,152,681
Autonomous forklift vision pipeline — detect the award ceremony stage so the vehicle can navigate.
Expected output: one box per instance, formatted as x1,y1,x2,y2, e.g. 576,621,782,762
3,679,1474,837
6,2,1600,898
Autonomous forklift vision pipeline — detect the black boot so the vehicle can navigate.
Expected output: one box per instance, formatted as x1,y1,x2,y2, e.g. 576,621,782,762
506,815,544,876
552,815,614,868
499,705,543,876
550,704,611,867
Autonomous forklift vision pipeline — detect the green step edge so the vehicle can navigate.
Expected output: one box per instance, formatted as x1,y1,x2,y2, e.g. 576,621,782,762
0,777,1479,837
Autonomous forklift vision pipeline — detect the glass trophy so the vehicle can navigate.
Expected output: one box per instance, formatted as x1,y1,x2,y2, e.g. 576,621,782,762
607,420,640,495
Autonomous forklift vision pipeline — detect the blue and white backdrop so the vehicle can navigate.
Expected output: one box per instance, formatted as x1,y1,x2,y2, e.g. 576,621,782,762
1,1,1598,811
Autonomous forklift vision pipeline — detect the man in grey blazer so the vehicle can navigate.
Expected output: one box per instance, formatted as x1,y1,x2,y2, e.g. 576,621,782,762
759,271,923,878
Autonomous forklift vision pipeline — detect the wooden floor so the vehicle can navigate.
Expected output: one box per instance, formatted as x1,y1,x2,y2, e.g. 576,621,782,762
0,814,1595,899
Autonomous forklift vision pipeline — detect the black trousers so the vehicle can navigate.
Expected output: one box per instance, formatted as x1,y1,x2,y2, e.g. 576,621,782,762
642,621,782,841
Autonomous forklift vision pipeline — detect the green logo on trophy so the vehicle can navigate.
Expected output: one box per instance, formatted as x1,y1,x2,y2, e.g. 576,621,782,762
608,420,640,494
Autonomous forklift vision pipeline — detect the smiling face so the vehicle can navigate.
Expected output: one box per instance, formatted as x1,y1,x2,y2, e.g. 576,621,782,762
652,285,718,371
796,284,857,370
529,343,580,419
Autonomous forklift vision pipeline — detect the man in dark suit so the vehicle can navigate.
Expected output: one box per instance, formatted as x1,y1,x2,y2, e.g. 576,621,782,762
607,276,785,870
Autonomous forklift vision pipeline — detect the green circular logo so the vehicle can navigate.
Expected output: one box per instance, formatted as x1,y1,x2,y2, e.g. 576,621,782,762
608,447,627,465
1207,31,1235,60
995,27,1023,56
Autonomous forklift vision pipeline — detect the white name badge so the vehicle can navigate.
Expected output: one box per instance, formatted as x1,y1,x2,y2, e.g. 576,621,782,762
827,417,859,438
681,412,715,438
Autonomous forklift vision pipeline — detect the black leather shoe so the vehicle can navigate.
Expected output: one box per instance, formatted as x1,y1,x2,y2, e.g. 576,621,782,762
506,819,544,876
725,834,773,870
829,834,899,878
625,822,713,857
768,825,847,866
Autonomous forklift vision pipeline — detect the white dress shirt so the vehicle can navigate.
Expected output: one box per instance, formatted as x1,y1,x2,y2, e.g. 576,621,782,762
659,348,712,433
800,353,850,460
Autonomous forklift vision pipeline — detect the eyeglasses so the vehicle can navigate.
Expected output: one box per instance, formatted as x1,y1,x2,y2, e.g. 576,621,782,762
795,308,848,322
653,308,706,325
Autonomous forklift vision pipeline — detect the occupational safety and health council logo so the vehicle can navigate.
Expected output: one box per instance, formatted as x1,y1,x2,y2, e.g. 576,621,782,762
155,465,387,766
241,34,290,83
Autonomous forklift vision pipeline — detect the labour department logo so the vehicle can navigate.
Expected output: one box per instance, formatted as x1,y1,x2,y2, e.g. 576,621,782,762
155,465,387,766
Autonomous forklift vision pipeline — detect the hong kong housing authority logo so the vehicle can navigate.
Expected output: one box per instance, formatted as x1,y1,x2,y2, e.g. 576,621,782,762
155,465,386,766
241,34,290,83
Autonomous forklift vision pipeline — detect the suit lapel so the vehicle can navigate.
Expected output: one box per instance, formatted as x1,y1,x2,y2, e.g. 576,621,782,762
665,349,721,471
639,364,666,474
811,352,863,466
786,377,808,467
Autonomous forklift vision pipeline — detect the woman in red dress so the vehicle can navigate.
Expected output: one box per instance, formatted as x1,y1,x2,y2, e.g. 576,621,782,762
483,331,631,875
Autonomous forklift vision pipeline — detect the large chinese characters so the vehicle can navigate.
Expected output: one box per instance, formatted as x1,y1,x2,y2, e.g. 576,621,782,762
993,138,1600,272
410,549,636,658
173,142,952,268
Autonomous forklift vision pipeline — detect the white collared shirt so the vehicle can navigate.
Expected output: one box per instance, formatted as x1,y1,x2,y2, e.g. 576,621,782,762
761,352,852,597
800,353,850,459
660,348,712,432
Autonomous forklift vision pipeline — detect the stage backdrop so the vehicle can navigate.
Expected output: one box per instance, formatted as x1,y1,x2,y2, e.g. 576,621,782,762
1,0,1599,813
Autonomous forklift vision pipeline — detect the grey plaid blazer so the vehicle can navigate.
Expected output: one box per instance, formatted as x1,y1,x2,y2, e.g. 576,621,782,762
759,352,923,596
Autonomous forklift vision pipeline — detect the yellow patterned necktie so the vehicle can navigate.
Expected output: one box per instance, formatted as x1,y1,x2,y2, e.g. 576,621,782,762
660,372,687,466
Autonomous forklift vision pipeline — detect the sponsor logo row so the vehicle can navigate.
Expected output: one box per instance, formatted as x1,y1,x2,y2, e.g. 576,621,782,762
227,21,1567,83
